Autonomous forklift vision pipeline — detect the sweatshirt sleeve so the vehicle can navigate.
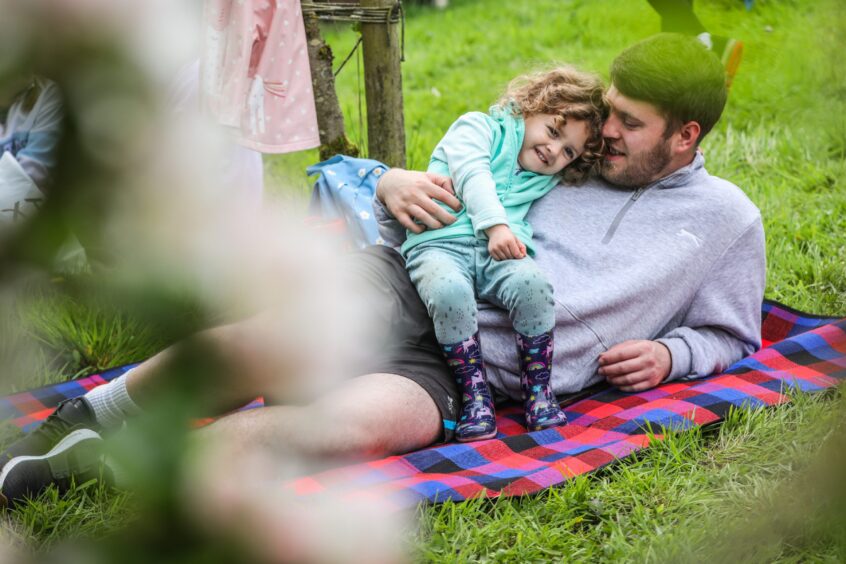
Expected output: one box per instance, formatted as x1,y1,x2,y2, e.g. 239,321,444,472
436,113,508,237
15,82,63,191
657,217,766,381
372,191,405,250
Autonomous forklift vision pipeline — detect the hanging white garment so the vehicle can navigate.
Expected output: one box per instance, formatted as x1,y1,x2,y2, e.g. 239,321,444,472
201,0,320,154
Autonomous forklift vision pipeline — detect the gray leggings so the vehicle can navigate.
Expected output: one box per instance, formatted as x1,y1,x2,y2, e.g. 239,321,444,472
405,237,555,344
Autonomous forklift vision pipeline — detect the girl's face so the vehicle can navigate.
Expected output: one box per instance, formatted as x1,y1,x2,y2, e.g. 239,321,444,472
518,113,589,175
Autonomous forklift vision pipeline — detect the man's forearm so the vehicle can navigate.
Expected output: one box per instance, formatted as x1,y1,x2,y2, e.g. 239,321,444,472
657,325,758,381
373,168,461,234
374,167,406,206
658,219,765,381
372,190,407,249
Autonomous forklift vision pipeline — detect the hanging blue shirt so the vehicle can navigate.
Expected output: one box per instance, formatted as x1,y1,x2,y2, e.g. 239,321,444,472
307,154,388,249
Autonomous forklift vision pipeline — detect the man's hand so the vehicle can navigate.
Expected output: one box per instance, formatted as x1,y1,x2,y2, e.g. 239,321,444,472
376,168,461,234
598,340,672,392
485,224,526,260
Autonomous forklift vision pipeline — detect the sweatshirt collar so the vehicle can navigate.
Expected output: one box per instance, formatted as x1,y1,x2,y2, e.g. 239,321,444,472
649,150,706,190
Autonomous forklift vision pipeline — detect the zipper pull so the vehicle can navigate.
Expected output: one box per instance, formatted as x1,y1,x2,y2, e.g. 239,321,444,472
631,186,647,201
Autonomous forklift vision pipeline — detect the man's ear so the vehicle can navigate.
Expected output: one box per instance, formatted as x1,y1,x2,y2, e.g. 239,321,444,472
674,121,701,154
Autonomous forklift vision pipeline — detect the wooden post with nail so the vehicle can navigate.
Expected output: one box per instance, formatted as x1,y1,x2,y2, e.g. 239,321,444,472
360,0,406,167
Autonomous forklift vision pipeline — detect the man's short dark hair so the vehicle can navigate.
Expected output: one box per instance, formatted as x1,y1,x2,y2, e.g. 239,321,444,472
610,33,727,143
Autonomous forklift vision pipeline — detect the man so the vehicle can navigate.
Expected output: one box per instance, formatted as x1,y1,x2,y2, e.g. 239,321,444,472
0,33,764,507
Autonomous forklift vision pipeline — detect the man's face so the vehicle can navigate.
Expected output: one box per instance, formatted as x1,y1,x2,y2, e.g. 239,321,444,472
600,86,673,188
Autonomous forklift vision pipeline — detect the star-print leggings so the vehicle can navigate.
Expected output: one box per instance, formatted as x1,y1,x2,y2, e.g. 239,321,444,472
405,237,555,344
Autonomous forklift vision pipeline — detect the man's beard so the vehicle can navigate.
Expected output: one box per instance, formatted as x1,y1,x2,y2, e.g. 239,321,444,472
601,137,672,188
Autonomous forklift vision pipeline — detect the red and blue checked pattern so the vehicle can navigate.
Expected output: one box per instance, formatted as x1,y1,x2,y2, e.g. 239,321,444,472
0,365,138,432
0,362,266,432
283,301,845,508
1,301,844,508
760,300,839,347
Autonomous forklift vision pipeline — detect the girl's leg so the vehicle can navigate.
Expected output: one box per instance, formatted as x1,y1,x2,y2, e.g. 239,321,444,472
480,255,566,431
406,242,496,441
405,242,477,345
439,333,496,441
515,331,566,430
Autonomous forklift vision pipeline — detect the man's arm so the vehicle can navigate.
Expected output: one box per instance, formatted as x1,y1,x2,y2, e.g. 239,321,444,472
599,218,766,392
372,168,460,247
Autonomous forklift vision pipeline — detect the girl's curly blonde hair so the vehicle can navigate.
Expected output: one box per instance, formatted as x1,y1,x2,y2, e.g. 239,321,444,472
499,65,608,183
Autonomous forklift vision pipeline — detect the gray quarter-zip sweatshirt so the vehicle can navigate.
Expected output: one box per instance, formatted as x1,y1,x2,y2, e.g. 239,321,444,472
375,152,766,400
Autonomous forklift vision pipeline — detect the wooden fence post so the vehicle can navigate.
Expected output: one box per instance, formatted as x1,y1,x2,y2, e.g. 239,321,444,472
303,11,359,160
360,0,406,167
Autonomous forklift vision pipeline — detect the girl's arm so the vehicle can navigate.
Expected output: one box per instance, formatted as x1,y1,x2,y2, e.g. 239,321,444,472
434,112,508,237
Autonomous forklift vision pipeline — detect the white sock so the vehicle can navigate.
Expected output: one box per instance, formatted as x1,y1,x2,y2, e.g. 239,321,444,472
85,372,143,429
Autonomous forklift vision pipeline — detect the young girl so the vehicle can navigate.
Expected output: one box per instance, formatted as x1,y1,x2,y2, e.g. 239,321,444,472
403,66,606,441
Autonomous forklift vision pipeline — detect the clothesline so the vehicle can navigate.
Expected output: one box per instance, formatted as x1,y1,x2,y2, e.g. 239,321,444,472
300,1,402,24
302,1,406,65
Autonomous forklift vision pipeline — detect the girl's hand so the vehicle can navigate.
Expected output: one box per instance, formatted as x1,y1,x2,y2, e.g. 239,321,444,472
486,224,526,260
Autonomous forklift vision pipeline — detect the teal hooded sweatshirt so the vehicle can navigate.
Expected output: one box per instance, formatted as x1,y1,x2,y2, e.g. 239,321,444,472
401,107,561,257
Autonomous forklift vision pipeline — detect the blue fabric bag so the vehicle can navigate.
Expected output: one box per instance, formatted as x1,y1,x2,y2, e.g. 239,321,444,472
306,155,389,249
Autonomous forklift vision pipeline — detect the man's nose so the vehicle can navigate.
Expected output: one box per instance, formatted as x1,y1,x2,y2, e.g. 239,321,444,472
602,115,620,139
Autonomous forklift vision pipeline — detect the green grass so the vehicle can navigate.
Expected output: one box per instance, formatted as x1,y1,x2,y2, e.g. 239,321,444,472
3,0,846,561
3,479,135,553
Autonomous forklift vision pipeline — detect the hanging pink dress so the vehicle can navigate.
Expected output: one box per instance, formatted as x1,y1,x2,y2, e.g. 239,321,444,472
201,0,320,154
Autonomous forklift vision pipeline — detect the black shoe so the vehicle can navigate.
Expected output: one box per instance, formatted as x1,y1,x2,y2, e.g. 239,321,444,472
0,398,101,473
0,428,109,508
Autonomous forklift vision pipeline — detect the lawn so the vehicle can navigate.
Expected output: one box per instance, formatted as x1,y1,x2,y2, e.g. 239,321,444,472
2,0,845,561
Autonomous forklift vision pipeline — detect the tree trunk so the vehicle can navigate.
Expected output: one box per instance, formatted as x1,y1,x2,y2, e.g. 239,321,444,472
360,0,406,167
303,12,358,161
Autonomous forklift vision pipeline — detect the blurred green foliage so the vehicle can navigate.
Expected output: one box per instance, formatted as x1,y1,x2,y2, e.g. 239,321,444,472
1,0,844,561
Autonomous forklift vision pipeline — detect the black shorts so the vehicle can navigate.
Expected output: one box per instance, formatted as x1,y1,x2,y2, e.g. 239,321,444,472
350,245,460,443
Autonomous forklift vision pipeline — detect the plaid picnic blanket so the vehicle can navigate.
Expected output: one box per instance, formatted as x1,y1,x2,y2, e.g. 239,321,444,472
1,300,844,508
